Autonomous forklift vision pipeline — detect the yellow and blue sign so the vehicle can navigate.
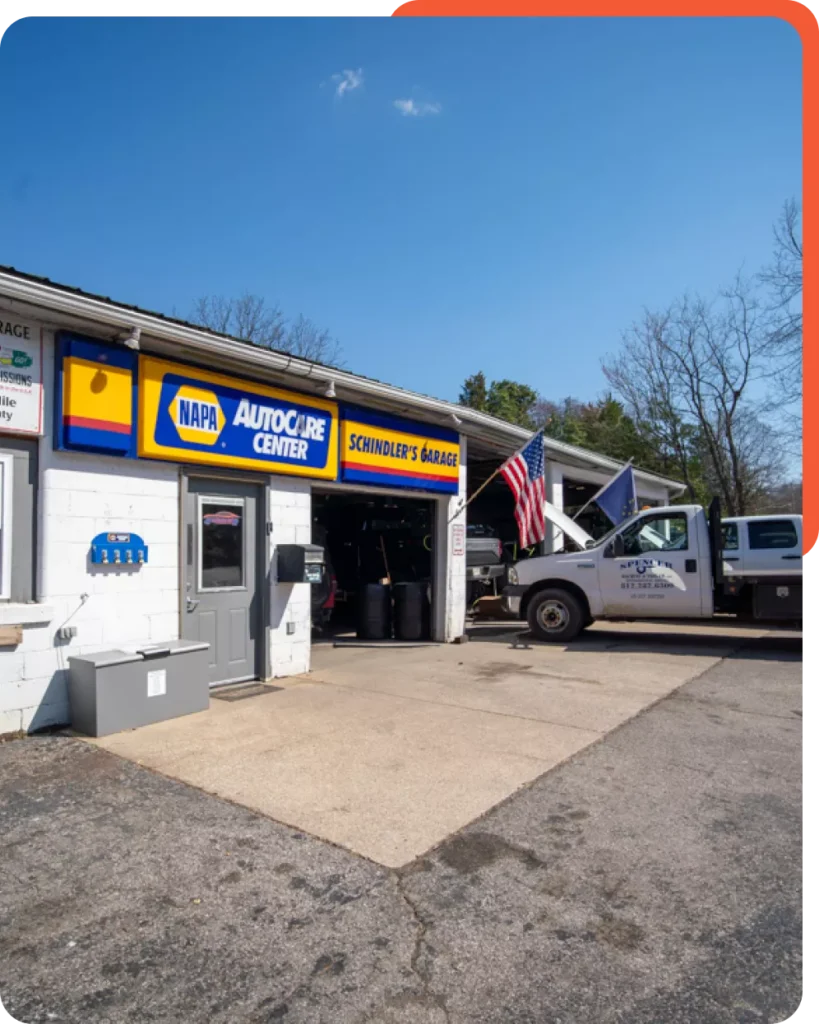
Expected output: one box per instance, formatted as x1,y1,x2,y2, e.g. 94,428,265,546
55,333,138,456
138,356,339,479
54,341,460,495
340,406,460,494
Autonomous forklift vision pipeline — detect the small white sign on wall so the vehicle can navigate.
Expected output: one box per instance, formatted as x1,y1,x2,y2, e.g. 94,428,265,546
146,669,167,698
452,524,465,557
0,314,43,435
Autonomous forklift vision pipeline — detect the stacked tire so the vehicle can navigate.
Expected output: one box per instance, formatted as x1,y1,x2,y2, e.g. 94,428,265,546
392,582,430,641
356,581,431,641
356,584,391,640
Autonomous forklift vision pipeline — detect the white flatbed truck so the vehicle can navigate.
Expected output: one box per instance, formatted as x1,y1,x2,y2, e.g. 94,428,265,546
501,500,803,642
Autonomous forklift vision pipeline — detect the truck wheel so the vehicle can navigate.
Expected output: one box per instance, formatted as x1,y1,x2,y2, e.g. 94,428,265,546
527,588,585,643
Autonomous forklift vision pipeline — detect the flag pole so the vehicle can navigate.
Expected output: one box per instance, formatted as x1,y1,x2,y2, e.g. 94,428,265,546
570,459,634,522
447,429,544,525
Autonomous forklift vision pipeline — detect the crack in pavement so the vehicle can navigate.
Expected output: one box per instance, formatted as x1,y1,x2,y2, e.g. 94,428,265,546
393,871,451,1024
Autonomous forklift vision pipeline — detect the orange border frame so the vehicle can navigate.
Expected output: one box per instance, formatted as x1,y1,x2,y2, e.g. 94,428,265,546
395,0,814,552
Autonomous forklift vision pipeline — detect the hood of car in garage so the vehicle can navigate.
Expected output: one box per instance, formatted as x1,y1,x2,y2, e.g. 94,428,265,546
544,501,595,550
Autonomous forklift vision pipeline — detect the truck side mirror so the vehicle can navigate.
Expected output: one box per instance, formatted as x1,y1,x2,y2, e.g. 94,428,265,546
605,534,625,558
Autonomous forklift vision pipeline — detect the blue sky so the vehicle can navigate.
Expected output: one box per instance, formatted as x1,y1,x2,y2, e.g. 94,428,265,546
0,17,801,404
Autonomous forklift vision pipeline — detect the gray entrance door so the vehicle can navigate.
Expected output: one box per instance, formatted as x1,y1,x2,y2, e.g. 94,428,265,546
183,477,262,686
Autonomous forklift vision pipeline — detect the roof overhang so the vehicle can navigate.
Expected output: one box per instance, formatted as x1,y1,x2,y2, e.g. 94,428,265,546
0,268,686,497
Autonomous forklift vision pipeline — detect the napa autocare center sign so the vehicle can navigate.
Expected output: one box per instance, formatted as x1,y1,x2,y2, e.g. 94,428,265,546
340,406,460,494
138,356,339,478
0,315,43,435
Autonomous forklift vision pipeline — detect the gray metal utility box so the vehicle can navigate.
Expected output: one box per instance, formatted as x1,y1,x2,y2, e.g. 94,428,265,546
68,640,210,737
277,543,325,583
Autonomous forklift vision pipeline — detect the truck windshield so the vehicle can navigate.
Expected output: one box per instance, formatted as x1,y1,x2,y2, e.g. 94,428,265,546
584,513,641,549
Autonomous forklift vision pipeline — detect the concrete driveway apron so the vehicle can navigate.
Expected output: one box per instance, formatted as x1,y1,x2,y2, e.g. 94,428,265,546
91,622,764,867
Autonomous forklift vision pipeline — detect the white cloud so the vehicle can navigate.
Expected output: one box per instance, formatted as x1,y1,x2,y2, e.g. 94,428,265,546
332,68,364,99
393,98,442,118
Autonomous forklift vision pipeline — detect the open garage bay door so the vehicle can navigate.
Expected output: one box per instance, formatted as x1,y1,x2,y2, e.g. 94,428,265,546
311,490,435,640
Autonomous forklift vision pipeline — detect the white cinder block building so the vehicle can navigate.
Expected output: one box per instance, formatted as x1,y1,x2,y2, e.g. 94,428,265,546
0,268,684,733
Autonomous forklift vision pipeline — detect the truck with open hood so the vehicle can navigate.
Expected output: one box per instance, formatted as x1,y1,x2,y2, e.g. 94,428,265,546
501,500,802,642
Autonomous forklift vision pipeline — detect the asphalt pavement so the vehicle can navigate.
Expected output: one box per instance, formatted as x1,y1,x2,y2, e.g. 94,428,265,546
0,633,801,1024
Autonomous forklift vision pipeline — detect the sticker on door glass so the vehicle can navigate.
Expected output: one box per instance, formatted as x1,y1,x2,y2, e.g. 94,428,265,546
203,510,241,526
147,669,167,697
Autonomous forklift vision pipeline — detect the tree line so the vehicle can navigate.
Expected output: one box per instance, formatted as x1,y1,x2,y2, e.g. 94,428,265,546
459,201,802,516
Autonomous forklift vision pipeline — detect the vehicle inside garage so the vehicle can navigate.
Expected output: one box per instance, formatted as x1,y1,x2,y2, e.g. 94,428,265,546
311,489,435,638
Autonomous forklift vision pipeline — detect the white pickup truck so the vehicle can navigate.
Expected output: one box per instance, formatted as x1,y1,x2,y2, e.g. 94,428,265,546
501,501,802,642
721,515,802,573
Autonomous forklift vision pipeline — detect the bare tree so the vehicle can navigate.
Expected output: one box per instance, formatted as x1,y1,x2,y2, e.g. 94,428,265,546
604,279,782,515
190,294,344,367
698,410,784,513
755,479,802,514
602,308,703,501
284,314,344,366
760,199,802,448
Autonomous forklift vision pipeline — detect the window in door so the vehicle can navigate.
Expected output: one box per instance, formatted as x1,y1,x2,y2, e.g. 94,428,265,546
621,513,689,556
199,497,245,590
747,520,799,550
722,523,739,550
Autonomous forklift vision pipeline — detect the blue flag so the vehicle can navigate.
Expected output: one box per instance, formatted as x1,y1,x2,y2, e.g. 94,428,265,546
595,465,638,526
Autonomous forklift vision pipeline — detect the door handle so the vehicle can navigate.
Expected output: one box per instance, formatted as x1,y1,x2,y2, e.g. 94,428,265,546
724,556,740,562
781,554,801,560
186,596,200,611
685,559,697,573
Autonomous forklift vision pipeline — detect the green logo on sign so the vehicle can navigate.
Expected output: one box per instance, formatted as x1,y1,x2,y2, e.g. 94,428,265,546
0,348,33,368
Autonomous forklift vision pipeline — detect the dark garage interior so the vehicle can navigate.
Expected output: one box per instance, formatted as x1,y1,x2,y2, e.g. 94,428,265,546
311,490,435,637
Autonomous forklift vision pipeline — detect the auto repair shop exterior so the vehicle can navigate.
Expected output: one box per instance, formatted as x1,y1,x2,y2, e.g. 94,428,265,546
0,268,684,733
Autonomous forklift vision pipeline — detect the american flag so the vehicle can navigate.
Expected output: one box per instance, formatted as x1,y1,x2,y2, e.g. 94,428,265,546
500,432,547,548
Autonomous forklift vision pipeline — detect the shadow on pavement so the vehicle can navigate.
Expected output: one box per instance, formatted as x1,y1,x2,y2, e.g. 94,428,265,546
466,621,802,661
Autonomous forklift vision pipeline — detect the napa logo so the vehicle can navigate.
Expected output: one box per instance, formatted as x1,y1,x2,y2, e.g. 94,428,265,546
170,385,225,445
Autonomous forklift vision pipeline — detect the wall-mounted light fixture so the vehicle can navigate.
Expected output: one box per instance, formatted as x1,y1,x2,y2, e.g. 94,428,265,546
120,326,141,350
324,380,336,398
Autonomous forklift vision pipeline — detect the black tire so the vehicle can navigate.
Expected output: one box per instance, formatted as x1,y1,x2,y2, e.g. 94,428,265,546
526,588,585,643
